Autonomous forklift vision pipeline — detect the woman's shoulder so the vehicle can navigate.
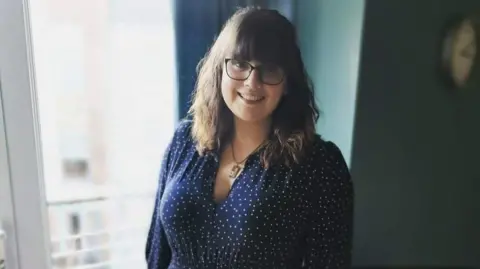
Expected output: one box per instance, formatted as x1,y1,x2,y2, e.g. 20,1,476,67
303,134,350,180
298,134,353,201
163,118,195,160
171,118,194,142
311,135,347,164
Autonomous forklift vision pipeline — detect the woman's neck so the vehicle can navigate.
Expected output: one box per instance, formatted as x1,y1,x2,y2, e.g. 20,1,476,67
232,117,270,151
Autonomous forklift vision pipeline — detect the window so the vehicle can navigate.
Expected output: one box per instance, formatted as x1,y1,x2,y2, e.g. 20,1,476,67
24,0,176,268
68,213,81,250
63,159,89,179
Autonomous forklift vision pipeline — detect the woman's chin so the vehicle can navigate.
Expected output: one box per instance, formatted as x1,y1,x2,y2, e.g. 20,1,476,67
233,112,270,124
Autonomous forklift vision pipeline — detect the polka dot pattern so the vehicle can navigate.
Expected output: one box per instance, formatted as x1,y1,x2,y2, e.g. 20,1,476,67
146,120,353,269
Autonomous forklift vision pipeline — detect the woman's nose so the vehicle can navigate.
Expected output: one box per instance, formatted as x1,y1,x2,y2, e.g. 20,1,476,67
244,69,262,89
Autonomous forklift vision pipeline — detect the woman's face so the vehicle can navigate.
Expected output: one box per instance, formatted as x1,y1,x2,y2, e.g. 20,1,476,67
221,58,286,124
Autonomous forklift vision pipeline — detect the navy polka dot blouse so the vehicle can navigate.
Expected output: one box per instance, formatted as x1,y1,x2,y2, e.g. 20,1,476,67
146,120,353,269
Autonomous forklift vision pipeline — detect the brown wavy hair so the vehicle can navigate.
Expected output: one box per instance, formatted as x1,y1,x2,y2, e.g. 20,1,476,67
188,7,320,167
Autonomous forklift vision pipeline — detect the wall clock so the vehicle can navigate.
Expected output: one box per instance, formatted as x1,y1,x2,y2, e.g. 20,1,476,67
442,13,480,89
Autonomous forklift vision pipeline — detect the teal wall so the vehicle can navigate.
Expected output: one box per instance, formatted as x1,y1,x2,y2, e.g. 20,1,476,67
296,0,365,166
297,0,480,267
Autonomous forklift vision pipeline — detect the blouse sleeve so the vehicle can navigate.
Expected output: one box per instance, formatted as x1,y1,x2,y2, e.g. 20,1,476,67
303,141,354,269
145,140,173,269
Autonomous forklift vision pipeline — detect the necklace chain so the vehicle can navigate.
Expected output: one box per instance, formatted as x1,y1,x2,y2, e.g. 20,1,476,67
229,141,265,179
231,141,265,165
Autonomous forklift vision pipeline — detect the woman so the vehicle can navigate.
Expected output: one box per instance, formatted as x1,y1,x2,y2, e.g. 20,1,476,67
146,7,353,269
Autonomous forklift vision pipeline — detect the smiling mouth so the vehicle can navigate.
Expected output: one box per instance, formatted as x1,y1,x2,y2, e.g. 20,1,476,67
238,92,265,102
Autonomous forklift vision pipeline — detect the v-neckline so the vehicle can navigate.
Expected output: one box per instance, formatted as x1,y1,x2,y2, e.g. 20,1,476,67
210,149,249,206
211,164,245,206
209,146,262,206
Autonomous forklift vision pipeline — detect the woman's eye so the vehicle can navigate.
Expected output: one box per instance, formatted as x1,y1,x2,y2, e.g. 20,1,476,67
232,60,248,69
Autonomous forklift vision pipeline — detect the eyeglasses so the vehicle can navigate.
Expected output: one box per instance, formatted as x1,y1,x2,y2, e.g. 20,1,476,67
224,58,285,85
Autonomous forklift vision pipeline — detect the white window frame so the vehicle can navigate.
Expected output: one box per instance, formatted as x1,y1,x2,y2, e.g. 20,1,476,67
0,0,52,268
0,74,21,269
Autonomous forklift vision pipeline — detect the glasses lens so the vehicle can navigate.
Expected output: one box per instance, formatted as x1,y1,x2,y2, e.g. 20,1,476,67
225,59,284,85
259,64,284,85
226,59,251,80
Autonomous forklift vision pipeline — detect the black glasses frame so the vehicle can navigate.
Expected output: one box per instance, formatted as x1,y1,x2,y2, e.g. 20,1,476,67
224,58,285,86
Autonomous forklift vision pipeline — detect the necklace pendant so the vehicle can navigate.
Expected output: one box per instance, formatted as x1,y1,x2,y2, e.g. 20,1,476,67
229,164,242,179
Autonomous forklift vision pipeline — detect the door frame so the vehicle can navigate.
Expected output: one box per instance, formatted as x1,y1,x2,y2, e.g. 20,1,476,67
0,0,52,268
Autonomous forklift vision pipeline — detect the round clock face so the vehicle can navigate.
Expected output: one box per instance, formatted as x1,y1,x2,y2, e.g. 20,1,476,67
450,19,477,88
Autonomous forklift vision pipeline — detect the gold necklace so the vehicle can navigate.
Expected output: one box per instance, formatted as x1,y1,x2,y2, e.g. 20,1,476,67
229,141,265,179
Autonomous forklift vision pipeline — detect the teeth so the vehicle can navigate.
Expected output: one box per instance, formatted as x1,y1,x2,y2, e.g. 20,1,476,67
240,93,263,101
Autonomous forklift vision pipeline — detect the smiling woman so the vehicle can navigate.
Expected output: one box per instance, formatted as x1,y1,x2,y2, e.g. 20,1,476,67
190,7,319,166
146,6,354,269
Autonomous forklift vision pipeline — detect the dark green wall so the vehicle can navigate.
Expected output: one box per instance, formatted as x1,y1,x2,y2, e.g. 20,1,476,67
297,0,480,267
352,0,480,267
